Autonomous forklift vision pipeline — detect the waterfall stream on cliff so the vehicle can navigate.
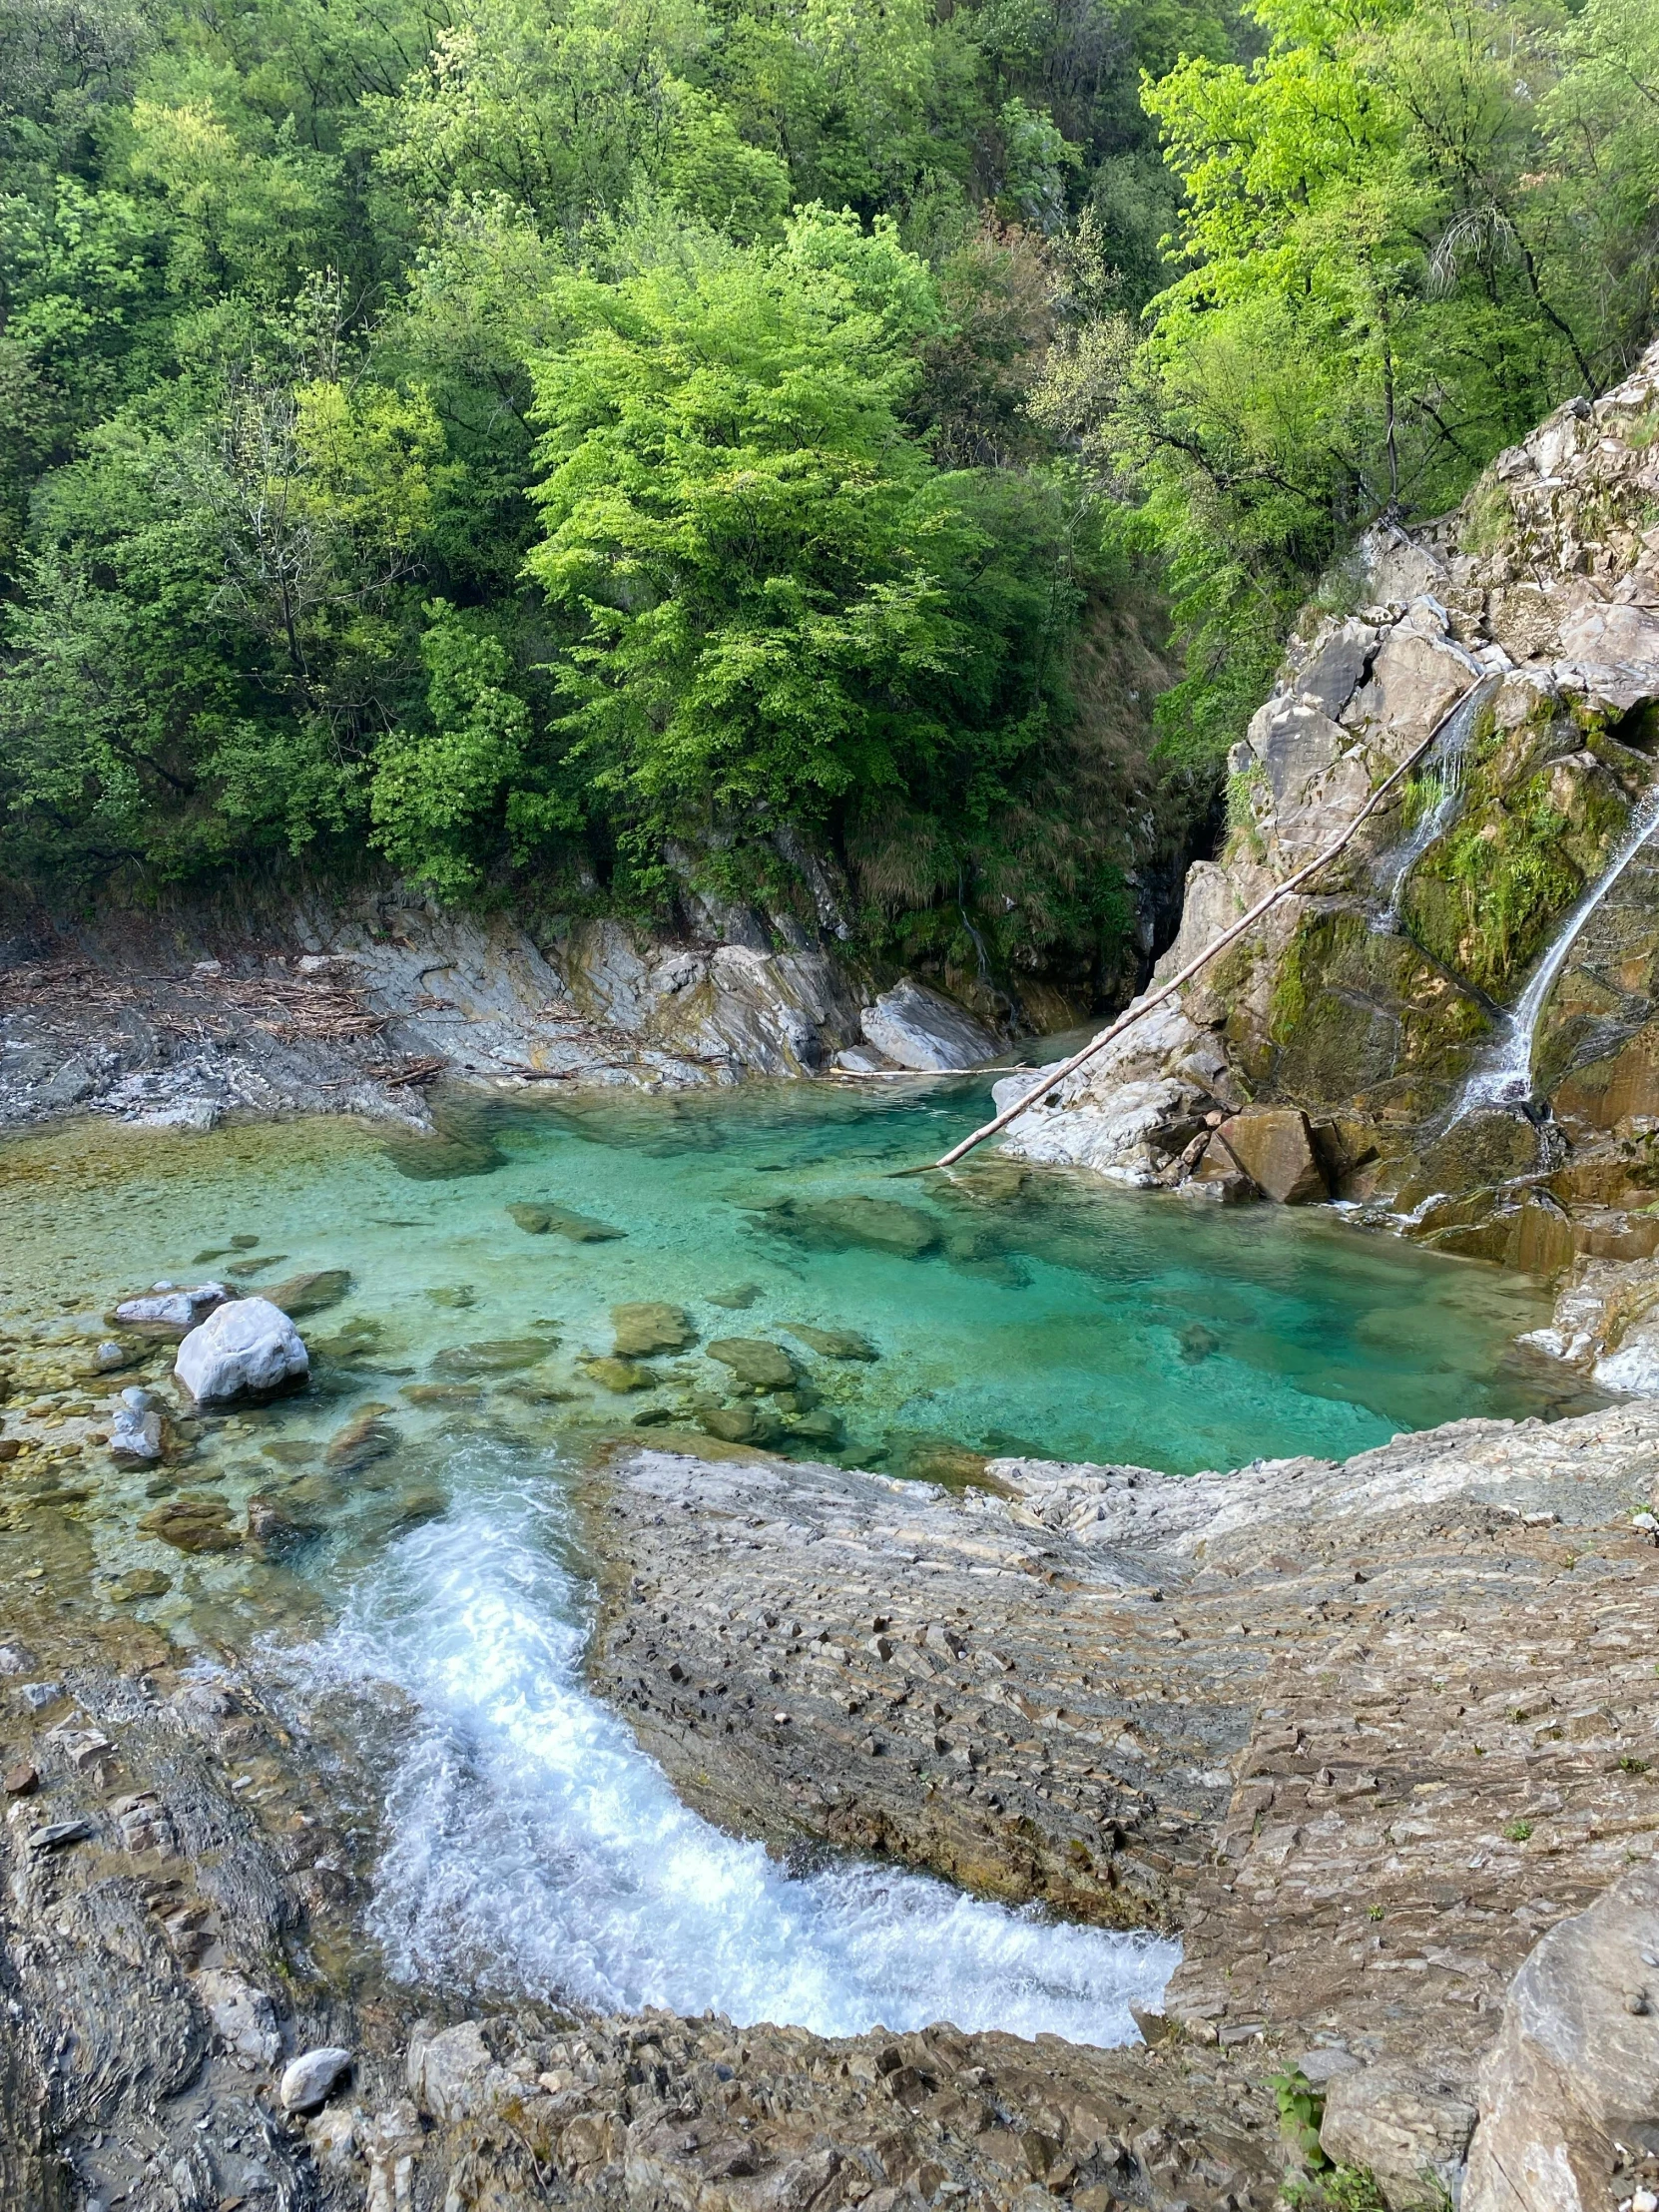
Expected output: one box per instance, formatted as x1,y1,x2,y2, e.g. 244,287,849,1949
1371,676,1499,932
292,1448,1178,2043
1455,778,1659,1116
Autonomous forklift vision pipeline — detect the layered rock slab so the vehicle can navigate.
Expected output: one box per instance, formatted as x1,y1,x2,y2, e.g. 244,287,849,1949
587,1408,1659,2201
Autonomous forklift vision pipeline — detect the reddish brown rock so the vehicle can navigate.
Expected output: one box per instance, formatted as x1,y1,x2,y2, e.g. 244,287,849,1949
1215,1107,1329,1204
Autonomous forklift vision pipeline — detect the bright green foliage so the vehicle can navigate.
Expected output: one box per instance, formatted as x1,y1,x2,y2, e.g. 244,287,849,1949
0,0,1651,990
1115,0,1659,764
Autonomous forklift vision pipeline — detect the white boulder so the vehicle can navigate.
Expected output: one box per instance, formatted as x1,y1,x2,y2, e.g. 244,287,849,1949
858,980,998,1071
175,1298,308,1405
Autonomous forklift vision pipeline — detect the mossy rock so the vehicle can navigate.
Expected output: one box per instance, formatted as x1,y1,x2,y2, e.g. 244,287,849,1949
1391,1111,1542,1213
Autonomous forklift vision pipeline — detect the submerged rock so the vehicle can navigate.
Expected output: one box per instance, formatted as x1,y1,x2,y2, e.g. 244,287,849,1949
509,1202,623,1242
107,1568,170,1601
706,1339,798,1391
261,1267,351,1318
707,1283,763,1309
786,1324,878,1362
581,1356,655,1392
175,1297,308,1405
771,1195,940,1258
138,1494,240,1553
700,1403,781,1444
611,1302,695,1357
429,1337,558,1379
324,1403,399,1470
858,979,999,1071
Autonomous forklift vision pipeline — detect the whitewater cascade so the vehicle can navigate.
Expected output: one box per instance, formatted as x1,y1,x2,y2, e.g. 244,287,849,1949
288,1448,1177,2046
1371,676,1501,932
1456,777,1659,1117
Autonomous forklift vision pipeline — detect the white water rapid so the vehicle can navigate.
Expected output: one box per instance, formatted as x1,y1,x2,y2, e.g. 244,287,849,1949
1371,676,1500,932
1457,778,1659,1116
290,1450,1178,2046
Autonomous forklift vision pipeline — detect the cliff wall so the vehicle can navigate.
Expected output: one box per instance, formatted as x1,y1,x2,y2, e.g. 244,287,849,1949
997,342,1659,1376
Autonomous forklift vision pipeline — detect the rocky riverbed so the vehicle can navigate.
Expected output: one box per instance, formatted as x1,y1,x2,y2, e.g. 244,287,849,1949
2,1393,1657,2211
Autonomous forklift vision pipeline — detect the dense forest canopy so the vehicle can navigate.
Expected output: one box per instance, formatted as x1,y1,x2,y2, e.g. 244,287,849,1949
0,0,1653,982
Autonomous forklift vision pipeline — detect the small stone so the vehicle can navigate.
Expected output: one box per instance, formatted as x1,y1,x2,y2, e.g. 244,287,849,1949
279,2045,354,2114
3,1762,38,1795
708,1284,763,1310
17,1682,63,1711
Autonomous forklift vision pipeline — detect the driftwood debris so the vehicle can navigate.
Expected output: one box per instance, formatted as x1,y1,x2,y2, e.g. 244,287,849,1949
903,680,1483,1177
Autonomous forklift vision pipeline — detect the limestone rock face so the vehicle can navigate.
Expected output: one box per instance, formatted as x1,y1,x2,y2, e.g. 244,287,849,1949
175,1296,308,1404
857,979,999,1071
1214,1107,1328,1204
1463,1860,1659,2212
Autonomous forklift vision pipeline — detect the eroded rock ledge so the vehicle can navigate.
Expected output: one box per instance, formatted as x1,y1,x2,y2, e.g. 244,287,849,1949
1,1406,1656,2210
587,1411,1659,2204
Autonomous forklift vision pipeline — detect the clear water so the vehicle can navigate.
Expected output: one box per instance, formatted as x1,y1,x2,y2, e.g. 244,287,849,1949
0,1075,1561,2044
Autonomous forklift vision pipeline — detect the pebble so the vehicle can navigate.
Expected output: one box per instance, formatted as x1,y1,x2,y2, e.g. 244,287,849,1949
279,2045,354,2113
3,1762,39,1796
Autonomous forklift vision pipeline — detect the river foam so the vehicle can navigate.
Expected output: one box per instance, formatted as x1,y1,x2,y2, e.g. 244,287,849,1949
293,1446,1177,2046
